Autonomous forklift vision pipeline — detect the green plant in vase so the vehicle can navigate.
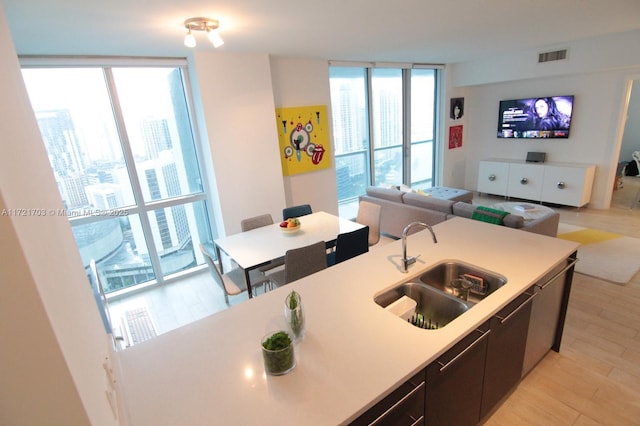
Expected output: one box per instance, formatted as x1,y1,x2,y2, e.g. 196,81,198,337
261,331,295,375
285,290,305,339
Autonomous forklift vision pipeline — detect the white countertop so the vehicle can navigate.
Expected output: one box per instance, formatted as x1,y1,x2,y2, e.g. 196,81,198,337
117,217,579,426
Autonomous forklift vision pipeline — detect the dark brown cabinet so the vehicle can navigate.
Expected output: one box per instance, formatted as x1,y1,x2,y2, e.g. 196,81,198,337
522,253,577,376
480,289,535,419
424,321,490,425
350,370,425,426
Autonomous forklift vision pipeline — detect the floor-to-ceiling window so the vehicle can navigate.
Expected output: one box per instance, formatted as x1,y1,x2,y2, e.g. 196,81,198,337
21,60,213,295
329,64,439,217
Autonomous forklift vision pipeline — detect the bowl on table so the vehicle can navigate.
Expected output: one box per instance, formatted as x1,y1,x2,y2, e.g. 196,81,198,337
280,218,301,235
280,224,301,235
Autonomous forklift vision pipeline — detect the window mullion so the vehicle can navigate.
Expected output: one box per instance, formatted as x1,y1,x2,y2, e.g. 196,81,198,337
366,68,376,186
402,69,411,185
103,67,165,285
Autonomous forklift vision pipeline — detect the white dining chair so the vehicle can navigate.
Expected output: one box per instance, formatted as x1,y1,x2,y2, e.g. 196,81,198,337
356,200,382,246
240,213,283,290
200,243,271,302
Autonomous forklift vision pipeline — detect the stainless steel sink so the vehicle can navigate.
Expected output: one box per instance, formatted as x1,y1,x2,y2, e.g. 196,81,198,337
374,282,469,329
418,260,507,305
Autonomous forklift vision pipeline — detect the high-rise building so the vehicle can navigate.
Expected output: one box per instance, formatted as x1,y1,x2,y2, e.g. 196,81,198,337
35,109,86,177
141,117,172,160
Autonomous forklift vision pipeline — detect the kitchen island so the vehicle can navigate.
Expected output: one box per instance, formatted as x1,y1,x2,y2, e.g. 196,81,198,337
116,217,579,425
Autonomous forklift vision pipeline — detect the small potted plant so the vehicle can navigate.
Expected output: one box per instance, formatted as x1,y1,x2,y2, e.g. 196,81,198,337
261,331,296,375
284,290,305,340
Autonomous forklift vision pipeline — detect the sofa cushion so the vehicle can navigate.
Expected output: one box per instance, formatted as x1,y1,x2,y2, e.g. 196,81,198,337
402,192,455,214
420,186,473,202
452,201,475,218
366,186,404,203
502,214,524,229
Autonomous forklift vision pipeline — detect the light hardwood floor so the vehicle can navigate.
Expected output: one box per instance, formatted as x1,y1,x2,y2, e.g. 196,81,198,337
481,177,640,425
110,178,640,425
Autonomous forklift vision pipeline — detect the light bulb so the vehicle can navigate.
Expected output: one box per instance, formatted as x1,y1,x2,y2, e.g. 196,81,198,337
207,29,224,48
184,29,196,48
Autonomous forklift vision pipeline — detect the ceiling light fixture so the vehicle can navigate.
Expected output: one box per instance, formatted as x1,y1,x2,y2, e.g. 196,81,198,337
183,17,224,48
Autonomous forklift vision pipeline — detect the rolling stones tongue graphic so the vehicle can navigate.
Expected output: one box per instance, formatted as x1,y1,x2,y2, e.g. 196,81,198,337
311,144,325,165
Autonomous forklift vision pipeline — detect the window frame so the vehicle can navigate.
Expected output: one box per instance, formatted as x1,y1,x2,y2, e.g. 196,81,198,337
20,56,217,297
329,62,442,217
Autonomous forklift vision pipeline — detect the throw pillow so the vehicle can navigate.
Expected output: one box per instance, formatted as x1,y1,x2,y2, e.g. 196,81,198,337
471,206,509,225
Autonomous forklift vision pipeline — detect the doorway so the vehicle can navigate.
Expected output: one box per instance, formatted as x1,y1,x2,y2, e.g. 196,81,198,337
612,79,640,208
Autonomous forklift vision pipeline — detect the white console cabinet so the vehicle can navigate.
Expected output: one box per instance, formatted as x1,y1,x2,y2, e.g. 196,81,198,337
478,159,596,207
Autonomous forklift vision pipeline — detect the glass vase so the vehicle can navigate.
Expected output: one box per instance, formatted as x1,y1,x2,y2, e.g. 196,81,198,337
284,291,305,340
261,331,296,376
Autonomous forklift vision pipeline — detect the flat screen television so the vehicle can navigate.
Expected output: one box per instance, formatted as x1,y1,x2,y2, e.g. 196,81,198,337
497,95,574,139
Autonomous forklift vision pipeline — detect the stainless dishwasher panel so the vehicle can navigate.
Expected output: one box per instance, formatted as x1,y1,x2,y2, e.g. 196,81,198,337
522,256,578,377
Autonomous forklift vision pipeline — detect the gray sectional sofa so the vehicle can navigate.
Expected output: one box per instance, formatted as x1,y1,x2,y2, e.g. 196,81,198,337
360,186,560,238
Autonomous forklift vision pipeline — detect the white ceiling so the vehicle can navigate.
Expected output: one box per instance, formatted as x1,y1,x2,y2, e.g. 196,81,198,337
3,0,640,64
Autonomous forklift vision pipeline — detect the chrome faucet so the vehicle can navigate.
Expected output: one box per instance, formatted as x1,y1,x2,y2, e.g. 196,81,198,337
401,221,438,273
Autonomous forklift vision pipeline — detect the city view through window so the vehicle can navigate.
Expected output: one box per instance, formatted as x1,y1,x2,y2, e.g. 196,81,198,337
329,66,437,217
22,66,212,294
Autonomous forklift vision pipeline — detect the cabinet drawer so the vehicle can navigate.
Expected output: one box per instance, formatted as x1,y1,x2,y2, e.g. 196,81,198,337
351,371,425,426
541,165,595,206
506,163,544,200
478,161,509,195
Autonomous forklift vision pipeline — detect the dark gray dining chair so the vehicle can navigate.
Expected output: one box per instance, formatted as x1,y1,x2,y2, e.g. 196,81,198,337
327,226,369,266
282,204,312,220
268,240,327,286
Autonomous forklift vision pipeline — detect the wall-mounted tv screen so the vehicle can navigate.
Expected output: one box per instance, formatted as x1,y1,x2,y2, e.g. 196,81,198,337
497,95,574,139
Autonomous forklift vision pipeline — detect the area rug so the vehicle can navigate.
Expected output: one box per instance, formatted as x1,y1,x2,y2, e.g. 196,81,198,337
557,223,640,284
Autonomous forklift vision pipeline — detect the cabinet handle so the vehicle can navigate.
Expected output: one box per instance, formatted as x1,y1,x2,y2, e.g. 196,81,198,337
488,174,496,181
557,181,566,189
409,415,424,426
437,328,491,373
536,257,578,290
520,177,528,185
495,292,536,324
369,381,425,426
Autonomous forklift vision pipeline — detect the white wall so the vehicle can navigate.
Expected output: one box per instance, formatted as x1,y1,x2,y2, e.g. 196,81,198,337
0,5,117,425
270,56,338,216
193,52,287,235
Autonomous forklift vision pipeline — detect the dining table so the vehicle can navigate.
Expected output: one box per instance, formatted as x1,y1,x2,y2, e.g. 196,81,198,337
213,211,364,298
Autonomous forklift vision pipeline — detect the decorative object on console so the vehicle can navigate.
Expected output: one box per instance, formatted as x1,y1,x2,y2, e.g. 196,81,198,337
526,152,546,163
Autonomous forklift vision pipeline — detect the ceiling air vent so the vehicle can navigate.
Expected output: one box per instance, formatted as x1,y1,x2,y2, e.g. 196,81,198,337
538,49,568,63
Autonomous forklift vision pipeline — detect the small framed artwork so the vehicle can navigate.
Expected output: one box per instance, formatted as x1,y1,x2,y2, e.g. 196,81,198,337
449,125,463,149
450,97,464,120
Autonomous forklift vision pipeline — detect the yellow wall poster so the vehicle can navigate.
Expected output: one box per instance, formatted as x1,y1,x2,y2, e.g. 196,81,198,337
275,105,331,176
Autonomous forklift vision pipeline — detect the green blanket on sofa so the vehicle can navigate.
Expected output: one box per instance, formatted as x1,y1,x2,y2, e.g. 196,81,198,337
471,206,509,225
